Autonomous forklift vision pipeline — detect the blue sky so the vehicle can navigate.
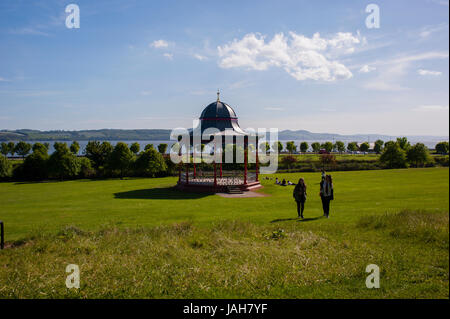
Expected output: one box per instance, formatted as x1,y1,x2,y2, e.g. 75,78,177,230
0,0,448,135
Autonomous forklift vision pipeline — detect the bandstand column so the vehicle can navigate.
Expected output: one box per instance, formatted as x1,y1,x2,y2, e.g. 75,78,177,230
255,138,259,182
214,162,217,188
244,143,248,185
185,163,189,185
220,163,222,178
178,147,182,184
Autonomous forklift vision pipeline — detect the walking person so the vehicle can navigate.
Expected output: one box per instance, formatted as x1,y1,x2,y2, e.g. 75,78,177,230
320,175,334,218
293,178,307,218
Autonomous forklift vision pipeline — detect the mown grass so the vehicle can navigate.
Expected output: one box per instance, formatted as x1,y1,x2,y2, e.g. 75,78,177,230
1,168,448,240
0,168,448,298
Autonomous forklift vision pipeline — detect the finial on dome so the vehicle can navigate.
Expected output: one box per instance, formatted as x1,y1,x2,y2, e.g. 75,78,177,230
217,89,220,102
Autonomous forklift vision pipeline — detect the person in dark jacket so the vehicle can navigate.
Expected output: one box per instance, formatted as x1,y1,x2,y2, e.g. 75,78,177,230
320,174,334,218
293,178,307,218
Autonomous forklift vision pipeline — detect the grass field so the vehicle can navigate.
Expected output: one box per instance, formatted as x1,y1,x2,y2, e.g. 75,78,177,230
0,168,448,298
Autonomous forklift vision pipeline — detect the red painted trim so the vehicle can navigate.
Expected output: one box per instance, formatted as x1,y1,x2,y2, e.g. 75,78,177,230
244,146,248,185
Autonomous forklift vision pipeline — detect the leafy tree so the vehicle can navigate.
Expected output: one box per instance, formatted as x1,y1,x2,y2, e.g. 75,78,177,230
144,143,154,151
320,154,336,170
281,154,297,171
15,141,31,159
109,142,133,179
311,142,321,153
70,141,80,155
374,140,384,154
157,143,168,154
300,142,309,153
32,142,49,154
379,142,407,168
78,157,95,178
130,142,140,155
334,141,345,154
85,141,113,169
435,141,449,155
384,141,396,148
135,147,167,177
273,141,283,153
7,142,15,156
407,143,430,167
48,142,80,180
23,146,49,180
359,142,370,153
347,142,358,152
321,142,333,153
286,141,297,154
0,155,12,178
396,137,411,151
0,142,9,156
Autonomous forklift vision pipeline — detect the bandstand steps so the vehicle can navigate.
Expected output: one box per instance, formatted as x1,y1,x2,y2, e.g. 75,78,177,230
226,185,243,194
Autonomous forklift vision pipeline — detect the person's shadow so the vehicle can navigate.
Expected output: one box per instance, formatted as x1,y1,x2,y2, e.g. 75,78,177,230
114,187,213,200
270,216,321,223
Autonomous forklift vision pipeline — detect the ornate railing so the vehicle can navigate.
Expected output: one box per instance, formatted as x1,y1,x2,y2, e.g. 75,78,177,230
179,170,257,185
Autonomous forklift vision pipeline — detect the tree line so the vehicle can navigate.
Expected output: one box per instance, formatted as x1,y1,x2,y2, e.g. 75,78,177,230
0,141,171,180
272,139,449,155
0,139,448,180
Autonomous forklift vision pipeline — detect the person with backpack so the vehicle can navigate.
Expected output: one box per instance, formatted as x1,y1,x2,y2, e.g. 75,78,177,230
320,174,334,218
293,178,307,218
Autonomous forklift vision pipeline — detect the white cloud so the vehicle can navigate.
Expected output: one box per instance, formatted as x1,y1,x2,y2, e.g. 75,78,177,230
359,65,376,73
413,105,449,111
264,107,284,111
0,77,11,82
193,54,207,61
9,27,50,36
362,51,448,91
228,80,253,90
419,23,448,38
163,53,173,60
151,39,169,48
389,51,449,64
217,31,363,82
417,69,442,76
140,90,151,96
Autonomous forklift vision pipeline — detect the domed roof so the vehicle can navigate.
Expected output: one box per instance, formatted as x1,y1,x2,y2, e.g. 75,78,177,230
200,101,237,119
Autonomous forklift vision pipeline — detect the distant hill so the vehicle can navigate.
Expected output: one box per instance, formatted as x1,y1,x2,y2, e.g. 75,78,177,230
0,128,448,144
0,129,171,141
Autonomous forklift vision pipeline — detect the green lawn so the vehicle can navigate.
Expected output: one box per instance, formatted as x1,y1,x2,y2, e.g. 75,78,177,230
0,168,448,298
1,168,448,240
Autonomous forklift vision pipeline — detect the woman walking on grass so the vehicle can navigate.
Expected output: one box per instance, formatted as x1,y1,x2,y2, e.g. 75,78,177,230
320,175,334,218
293,178,307,218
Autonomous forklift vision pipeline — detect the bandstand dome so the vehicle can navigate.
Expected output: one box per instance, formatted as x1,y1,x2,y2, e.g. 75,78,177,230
191,91,248,141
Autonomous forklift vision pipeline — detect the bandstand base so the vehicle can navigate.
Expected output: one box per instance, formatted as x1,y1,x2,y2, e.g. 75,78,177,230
177,181,262,193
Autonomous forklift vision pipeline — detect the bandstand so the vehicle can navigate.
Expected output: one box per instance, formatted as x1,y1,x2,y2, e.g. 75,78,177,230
177,92,262,193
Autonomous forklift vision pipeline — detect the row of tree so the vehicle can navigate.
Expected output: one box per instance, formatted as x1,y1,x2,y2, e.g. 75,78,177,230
0,141,170,180
379,140,433,168
272,139,449,155
273,140,374,154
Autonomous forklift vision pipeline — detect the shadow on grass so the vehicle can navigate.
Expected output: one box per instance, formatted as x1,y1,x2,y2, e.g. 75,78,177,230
270,216,322,223
114,187,213,200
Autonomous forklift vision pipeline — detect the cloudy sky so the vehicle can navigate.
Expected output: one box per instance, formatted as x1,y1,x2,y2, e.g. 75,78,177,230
0,0,448,136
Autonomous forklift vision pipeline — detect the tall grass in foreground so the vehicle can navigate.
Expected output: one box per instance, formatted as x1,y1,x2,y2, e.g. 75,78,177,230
0,210,448,299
